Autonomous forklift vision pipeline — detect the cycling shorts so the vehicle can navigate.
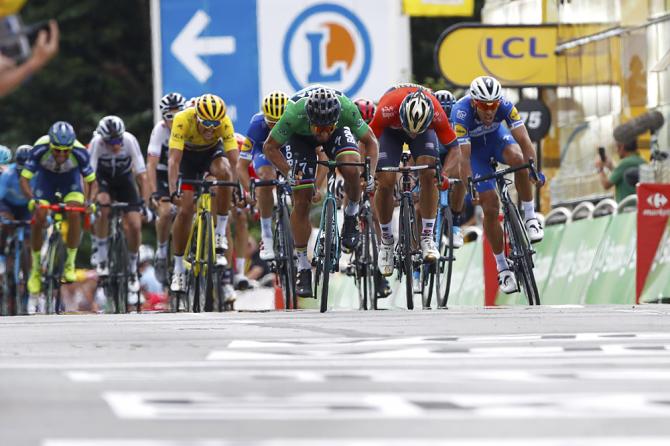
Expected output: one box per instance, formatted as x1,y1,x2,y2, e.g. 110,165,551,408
97,171,142,212
0,199,30,221
470,125,515,193
180,142,225,183
377,128,438,169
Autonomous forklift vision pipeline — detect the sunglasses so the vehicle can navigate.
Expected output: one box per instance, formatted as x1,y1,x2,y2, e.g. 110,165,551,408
264,117,278,127
104,137,123,145
310,123,336,134
163,113,176,121
197,117,221,128
50,143,72,153
473,99,500,111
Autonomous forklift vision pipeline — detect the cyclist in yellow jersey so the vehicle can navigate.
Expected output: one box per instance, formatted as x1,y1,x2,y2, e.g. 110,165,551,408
167,94,239,293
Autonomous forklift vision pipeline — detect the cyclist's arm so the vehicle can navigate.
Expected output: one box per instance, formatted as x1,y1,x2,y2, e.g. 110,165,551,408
510,125,537,163
19,176,33,201
85,179,98,204
358,129,379,175
237,157,252,193
146,155,159,195
136,172,151,206
314,148,328,192
459,142,473,185
167,148,183,196
226,148,240,182
263,135,290,178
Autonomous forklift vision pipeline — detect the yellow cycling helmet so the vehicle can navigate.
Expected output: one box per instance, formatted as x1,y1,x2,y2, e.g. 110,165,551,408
262,90,289,122
195,94,227,121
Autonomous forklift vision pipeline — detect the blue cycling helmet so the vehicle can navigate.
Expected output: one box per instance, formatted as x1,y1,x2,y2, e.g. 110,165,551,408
14,144,32,167
0,145,12,165
48,121,76,147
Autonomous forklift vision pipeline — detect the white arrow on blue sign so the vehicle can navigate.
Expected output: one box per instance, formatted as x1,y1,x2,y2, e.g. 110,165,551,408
151,0,259,127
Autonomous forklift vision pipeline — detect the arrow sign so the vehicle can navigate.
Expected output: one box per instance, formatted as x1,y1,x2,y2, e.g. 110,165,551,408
170,9,236,83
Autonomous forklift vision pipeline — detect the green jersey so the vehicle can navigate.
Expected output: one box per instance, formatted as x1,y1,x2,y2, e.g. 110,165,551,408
609,154,647,202
269,95,369,145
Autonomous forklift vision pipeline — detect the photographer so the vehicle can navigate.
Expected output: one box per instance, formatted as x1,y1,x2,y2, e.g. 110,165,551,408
595,138,647,203
0,19,58,97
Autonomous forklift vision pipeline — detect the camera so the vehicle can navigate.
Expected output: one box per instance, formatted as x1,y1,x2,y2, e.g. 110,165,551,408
597,146,606,163
0,14,49,64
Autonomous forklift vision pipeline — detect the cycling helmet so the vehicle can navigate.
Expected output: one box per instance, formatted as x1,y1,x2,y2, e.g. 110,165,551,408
469,76,502,102
399,89,434,134
160,92,186,116
353,97,376,124
262,90,289,122
195,94,226,121
0,145,12,165
434,90,456,115
14,144,32,167
139,245,155,265
96,115,125,141
305,87,341,126
48,121,76,147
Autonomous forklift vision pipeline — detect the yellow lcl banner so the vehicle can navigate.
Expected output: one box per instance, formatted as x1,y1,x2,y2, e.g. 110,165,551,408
0,0,27,17
403,0,474,17
436,24,558,87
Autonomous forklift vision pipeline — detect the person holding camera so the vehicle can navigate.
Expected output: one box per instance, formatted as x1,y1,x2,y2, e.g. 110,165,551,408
0,19,58,97
595,138,647,202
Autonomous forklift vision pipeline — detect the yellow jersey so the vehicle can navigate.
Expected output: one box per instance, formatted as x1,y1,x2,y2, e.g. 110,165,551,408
168,107,237,152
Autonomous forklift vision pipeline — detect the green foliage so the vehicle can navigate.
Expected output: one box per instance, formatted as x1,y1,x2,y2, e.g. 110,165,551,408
0,0,153,149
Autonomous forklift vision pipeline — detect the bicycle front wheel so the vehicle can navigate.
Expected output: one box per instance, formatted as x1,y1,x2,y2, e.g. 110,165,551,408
436,206,455,309
399,199,415,310
506,204,541,305
279,205,297,310
318,200,336,313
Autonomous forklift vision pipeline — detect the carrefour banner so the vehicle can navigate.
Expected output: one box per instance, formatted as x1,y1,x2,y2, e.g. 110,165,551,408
403,0,474,17
435,24,557,87
257,0,411,102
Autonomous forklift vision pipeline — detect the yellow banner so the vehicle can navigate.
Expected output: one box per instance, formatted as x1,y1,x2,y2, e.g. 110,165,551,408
403,0,474,17
0,0,27,17
436,25,557,87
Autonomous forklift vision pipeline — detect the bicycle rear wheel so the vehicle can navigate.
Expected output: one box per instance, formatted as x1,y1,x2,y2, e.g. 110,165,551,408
436,207,455,308
318,200,336,313
506,204,541,305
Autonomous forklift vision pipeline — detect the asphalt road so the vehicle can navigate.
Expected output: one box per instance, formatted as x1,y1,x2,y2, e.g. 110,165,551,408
1,305,670,445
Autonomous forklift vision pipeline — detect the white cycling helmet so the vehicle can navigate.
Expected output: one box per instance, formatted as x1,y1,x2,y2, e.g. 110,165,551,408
469,76,502,102
399,89,434,134
97,115,125,140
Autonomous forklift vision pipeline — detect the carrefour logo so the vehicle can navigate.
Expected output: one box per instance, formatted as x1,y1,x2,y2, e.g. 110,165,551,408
647,192,669,209
282,3,372,97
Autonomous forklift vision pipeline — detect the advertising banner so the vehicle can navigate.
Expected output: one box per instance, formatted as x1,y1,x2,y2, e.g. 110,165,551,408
637,184,670,302
446,239,478,305
257,0,411,102
542,217,611,304
402,0,474,17
639,219,670,303
584,212,636,304
452,238,484,306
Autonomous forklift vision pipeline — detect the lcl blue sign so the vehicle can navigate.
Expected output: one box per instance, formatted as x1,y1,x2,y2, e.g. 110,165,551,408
152,0,259,127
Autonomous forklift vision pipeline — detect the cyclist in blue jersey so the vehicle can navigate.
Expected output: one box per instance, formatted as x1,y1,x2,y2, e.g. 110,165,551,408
434,90,466,248
0,145,33,275
238,90,290,261
20,121,98,296
452,76,545,294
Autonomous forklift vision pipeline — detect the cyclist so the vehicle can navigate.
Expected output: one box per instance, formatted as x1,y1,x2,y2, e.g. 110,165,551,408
226,132,251,297
371,83,456,276
20,121,97,298
434,89,466,248
0,145,32,276
263,86,379,297
452,76,545,294
147,92,186,282
168,93,238,293
89,115,151,300
238,90,289,261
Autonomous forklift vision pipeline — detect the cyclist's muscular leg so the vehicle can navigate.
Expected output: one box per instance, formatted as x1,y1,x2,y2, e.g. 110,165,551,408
291,188,313,248
502,145,532,202
156,200,172,247
416,155,438,221
257,166,276,219
374,171,396,227
94,192,111,239
172,189,196,256
337,153,362,203
123,211,142,254
210,157,233,216
480,190,503,253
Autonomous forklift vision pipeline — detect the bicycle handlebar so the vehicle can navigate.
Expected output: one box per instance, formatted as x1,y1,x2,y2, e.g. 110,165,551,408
379,164,434,173
0,218,31,226
37,203,87,213
467,158,537,197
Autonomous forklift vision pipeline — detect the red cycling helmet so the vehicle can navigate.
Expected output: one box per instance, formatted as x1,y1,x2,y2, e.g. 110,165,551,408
353,97,376,124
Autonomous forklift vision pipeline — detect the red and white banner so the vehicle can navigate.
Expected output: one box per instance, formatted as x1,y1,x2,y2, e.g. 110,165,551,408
636,183,670,303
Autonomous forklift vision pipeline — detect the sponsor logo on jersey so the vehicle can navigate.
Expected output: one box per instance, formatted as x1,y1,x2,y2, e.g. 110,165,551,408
381,105,395,118
455,124,467,138
509,106,521,122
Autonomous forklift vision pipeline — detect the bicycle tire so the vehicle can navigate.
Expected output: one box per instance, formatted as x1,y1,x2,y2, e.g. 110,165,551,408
45,235,64,315
360,209,378,310
280,206,297,310
399,198,414,310
436,206,455,308
319,200,336,313
203,214,216,312
506,204,541,305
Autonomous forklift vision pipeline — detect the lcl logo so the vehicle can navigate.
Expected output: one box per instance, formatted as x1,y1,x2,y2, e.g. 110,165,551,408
484,37,549,59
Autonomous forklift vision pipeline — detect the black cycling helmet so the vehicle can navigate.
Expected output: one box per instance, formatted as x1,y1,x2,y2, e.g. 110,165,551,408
305,87,341,126
14,144,32,167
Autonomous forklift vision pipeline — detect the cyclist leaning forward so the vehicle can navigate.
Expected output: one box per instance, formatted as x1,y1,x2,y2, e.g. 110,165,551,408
168,94,239,294
20,121,97,296
370,83,457,276
452,76,545,294
263,86,379,297
89,115,152,301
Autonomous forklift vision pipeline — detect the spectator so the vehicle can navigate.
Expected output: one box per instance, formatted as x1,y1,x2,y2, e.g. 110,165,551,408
595,138,647,202
0,19,59,97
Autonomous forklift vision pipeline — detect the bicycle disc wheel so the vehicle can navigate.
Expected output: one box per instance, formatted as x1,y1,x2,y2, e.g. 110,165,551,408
318,200,335,313
436,207,454,308
280,206,297,310
507,205,541,305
